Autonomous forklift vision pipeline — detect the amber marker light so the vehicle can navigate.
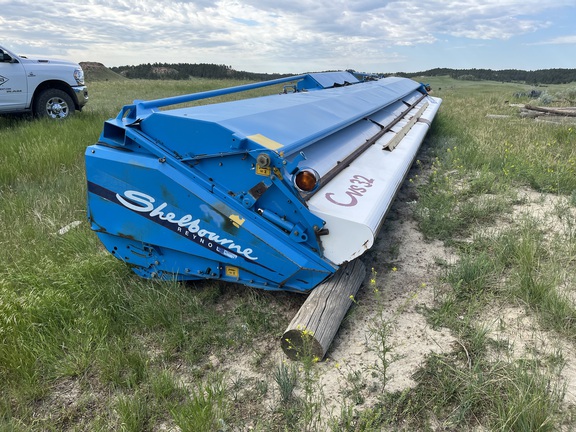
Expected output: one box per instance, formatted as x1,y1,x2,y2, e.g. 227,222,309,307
294,168,320,192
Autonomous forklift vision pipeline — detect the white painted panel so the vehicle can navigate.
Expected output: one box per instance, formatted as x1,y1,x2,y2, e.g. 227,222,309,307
308,96,442,264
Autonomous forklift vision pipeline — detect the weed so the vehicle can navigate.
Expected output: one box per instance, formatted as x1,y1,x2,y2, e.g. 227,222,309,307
171,375,228,432
340,369,366,405
367,318,397,392
115,392,150,432
149,369,186,405
299,334,325,431
97,337,149,389
274,362,298,404
445,251,499,301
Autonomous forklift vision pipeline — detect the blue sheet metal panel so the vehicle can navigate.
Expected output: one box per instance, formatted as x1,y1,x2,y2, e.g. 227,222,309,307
308,71,360,88
139,77,422,159
296,71,360,91
113,124,326,252
137,115,238,159
85,144,336,291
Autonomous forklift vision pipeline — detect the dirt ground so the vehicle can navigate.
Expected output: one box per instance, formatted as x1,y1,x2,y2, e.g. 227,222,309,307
214,171,576,427
212,172,457,419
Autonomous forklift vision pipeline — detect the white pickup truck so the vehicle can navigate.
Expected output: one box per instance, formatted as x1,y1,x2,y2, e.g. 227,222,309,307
0,44,88,119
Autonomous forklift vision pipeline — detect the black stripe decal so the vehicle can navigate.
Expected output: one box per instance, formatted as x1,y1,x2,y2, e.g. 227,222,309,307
87,181,273,271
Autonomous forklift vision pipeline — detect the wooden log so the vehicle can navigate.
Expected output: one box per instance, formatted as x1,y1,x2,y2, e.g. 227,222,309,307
525,104,576,117
281,259,366,361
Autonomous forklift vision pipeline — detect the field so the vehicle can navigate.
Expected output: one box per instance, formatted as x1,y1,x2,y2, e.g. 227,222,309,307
1,76,576,431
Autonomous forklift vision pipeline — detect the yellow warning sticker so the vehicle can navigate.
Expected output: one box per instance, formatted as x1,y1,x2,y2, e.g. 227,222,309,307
226,266,239,278
256,165,271,176
229,214,245,227
273,167,284,180
248,134,284,150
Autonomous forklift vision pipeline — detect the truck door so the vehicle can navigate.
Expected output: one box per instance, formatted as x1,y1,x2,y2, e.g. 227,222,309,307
0,48,27,111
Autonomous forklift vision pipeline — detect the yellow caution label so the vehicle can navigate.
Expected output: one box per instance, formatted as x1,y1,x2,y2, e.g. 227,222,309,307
226,266,239,278
248,134,284,150
256,165,271,176
273,167,284,180
229,214,245,227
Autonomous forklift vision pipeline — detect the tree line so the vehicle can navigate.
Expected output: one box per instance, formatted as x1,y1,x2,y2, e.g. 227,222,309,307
394,68,576,85
110,63,576,85
109,63,287,81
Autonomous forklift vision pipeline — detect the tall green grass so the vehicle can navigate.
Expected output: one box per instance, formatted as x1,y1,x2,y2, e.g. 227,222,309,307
2,76,576,430
398,78,576,430
0,81,289,430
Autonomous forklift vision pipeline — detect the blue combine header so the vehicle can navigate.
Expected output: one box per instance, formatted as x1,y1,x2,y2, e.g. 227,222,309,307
85,71,441,292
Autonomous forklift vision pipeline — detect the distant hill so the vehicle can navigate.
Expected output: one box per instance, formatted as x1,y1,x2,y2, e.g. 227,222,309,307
393,68,576,85
80,62,127,82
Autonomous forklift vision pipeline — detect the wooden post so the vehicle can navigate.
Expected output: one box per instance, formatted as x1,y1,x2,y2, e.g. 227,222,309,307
281,259,366,361
525,105,576,117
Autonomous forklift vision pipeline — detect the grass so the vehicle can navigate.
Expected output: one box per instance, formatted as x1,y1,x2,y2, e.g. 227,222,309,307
274,362,298,404
401,78,576,430
2,75,576,430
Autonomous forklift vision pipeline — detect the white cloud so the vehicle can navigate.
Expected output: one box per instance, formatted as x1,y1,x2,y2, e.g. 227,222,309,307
532,35,576,45
0,0,574,71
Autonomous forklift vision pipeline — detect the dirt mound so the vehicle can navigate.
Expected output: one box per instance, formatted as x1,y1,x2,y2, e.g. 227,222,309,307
79,62,126,82
79,61,106,70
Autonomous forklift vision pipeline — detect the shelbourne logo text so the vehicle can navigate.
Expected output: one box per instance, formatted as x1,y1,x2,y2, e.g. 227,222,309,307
116,190,258,261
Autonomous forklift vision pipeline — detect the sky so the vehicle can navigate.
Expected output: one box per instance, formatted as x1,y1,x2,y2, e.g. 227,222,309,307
1,0,575,74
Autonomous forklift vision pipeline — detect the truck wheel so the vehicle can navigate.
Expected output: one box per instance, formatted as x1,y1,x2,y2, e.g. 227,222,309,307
34,89,75,119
